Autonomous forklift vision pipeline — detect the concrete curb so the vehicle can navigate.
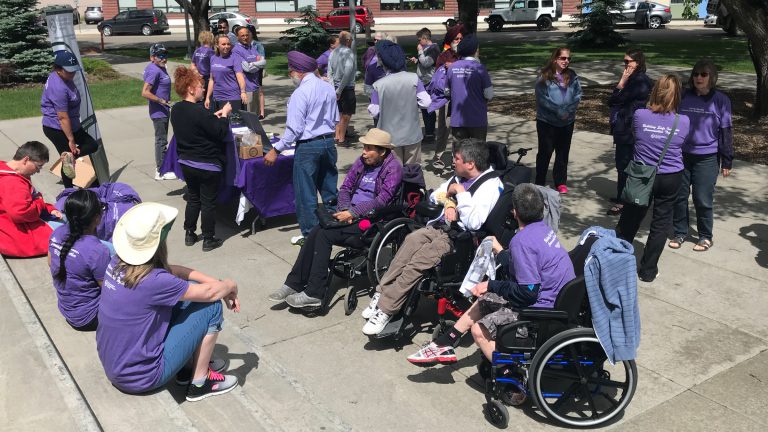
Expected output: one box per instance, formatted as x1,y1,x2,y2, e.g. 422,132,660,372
0,256,102,432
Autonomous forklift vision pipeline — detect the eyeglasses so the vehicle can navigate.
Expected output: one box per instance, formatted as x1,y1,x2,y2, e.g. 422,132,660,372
623,59,635,65
31,160,45,170
558,56,571,61
155,54,168,60
693,71,709,78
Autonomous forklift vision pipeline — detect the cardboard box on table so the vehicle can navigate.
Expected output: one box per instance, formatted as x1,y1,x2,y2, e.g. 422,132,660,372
49,156,97,188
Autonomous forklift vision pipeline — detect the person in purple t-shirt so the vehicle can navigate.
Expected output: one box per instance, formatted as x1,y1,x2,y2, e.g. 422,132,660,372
617,75,690,283
232,26,265,114
269,128,403,309
191,31,215,96
407,184,575,381
445,34,493,142
48,189,110,331
96,202,240,401
141,44,174,181
317,34,339,77
670,59,734,253
205,34,245,113
41,51,99,189
534,47,582,195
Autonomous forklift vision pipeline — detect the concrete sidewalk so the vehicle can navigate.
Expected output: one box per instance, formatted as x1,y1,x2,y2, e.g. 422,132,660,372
1,59,767,431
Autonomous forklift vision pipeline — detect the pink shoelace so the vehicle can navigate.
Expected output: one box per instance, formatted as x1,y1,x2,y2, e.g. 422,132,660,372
208,369,224,381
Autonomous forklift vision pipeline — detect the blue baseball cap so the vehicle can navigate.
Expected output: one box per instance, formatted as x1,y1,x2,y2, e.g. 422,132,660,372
54,51,80,72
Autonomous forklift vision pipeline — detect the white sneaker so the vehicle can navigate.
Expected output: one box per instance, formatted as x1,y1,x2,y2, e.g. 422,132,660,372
361,292,381,319
290,235,305,246
154,170,163,180
162,171,178,180
362,309,391,335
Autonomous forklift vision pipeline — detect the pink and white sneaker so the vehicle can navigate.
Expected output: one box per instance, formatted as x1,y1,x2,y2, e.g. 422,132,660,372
185,369,238,401
406,341,457,365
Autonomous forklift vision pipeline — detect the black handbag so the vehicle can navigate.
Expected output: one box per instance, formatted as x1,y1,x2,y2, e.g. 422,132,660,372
621,114,678,207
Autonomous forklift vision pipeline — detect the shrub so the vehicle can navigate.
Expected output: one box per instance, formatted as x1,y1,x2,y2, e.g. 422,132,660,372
568,0,627,49
0,0,52,83
280,6,329,58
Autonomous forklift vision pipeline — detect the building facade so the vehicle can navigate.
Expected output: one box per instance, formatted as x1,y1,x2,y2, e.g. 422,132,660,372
101,0,584,25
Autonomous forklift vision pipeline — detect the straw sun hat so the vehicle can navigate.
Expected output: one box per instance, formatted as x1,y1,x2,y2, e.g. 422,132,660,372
359,128,395,149
112,202,178,265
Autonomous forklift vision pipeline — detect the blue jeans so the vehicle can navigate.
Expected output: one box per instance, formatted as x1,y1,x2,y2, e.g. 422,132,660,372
421,108,436,137
154,301,223,389
293,137,338,236
672,152,719,241
152,117,169,170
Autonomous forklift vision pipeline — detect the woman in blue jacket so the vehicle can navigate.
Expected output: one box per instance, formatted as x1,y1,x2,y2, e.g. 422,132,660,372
534,47,582,194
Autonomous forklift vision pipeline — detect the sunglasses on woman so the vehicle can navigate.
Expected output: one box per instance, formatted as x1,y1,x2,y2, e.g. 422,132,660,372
693,71,709,78
558,56,571,61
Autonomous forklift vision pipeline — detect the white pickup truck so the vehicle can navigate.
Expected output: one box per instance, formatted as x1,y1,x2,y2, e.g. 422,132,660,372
485,0,564,32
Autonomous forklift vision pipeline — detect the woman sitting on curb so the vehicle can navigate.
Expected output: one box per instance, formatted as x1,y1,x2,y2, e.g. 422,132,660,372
269,128,403,309
49,189,112,331
96,202,241,401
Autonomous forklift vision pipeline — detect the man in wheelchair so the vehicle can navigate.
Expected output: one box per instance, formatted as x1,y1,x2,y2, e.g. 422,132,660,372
406,184,575,385
362,139,503,335
268,128,403,308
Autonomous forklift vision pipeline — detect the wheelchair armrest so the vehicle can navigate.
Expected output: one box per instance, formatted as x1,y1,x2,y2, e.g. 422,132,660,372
518,308,569,321
415,201,442,219
366,204,405,221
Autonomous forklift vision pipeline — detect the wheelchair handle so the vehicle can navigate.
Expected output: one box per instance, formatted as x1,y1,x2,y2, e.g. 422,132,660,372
512,147,533,165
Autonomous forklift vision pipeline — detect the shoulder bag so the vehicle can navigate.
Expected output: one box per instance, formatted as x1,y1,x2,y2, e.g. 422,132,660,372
620,114,678,207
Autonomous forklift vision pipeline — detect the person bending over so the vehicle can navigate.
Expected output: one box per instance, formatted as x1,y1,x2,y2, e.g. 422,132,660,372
49,189,111,331
0,141,63,257
362,139,502,335
269,128,403,309
96,203,240,401
407,183,575,391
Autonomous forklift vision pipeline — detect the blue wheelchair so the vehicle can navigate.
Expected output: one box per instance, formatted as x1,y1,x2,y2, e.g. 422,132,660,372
481,235,638,428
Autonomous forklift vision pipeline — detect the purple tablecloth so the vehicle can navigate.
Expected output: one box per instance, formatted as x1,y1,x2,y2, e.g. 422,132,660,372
160,134,295,218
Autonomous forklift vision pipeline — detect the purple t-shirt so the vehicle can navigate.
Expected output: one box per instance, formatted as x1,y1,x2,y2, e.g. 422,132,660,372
96,257,189,392
446,59,492,128
49,225,110,327
632,109,690,174
350,165,382,206
40,71,81,131
317,49,332,76
178,159,222,172
232,43,260,92
193,46,214,77
678,89,732,155
508,221,575,308
210,54,241,101
143,63,171,119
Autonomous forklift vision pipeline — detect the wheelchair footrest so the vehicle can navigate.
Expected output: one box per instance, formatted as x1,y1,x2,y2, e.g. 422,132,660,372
370,314,410,340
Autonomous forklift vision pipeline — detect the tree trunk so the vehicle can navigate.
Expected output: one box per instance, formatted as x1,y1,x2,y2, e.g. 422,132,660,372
457,0,479,34
177,0,209,44
721,0,768,118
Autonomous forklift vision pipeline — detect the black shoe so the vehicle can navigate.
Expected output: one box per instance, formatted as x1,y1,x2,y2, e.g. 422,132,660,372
202,237,223,252
638,272,657,283
185,231,199,246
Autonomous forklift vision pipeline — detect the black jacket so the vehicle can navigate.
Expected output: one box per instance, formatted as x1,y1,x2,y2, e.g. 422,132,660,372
608,72,653,136
170,101,229,166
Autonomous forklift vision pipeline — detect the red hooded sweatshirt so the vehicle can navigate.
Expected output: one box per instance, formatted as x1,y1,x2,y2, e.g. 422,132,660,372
0,160,55,257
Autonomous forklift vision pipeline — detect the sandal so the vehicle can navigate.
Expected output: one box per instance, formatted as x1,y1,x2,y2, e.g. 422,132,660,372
668,235,685,249
606,203,624,216
693,239,713,252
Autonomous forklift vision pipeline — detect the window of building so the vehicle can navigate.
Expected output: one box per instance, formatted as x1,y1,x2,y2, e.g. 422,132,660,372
256,0,316,12
210,0,240,13
479,0,511,8
118,0,137,12
380,0,444,11
153,0,183,13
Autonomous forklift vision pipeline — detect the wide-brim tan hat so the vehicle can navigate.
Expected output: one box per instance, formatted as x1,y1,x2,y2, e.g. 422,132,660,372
359,128,395,149
113,202,178,265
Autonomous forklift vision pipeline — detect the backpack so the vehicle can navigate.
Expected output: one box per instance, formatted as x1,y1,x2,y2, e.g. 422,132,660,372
480,164,533,246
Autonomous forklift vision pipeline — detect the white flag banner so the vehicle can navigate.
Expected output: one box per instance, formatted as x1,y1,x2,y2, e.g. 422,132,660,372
45,8,110,184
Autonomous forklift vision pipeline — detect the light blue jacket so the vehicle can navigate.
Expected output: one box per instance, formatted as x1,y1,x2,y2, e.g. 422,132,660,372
535,69,582,127
579,226,640,364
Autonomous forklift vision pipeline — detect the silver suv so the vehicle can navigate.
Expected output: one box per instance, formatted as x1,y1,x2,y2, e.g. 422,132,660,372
84,6,103,24
617,1,672,29
485,0,563,32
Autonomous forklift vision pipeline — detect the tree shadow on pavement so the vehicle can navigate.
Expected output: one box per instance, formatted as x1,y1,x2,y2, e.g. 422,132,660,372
739,223,768,269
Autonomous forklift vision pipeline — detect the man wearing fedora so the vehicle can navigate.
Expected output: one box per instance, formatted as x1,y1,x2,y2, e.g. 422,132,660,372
264,51,339,245
269,129,403,309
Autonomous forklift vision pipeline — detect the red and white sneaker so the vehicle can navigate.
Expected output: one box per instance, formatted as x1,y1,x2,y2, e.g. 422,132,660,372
407,341,457,365
185,369,238,401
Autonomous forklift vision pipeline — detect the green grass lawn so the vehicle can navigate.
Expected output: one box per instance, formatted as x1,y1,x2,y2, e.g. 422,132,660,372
0,78,146,121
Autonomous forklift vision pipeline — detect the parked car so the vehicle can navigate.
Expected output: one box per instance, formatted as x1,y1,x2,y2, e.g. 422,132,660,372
208,11,258,33
98,9,169,36
84,6,103,24
316,7,375,33
703,14,718,26
39,5,80,26
485,0,563,32
614,1,671,28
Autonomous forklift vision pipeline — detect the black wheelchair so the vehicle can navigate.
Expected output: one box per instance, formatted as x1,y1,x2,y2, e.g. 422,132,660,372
482,235,638,428
366,146,534,343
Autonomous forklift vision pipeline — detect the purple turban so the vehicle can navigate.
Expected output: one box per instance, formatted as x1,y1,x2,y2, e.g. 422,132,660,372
287,51,317,73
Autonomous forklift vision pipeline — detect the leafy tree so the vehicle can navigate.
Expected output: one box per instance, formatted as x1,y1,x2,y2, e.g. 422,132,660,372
568,0,627,48
280,6,328,58
720,0,768,118
0,0,51,83
681,0,702,20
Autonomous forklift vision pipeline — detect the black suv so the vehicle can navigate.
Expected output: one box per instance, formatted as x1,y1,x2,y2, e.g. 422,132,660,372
98,9,169,36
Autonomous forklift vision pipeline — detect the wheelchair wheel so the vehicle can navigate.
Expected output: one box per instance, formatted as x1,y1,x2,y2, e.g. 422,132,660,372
486,399,509,428
528,327,637,427
366,218,418,285
343,285,358,316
